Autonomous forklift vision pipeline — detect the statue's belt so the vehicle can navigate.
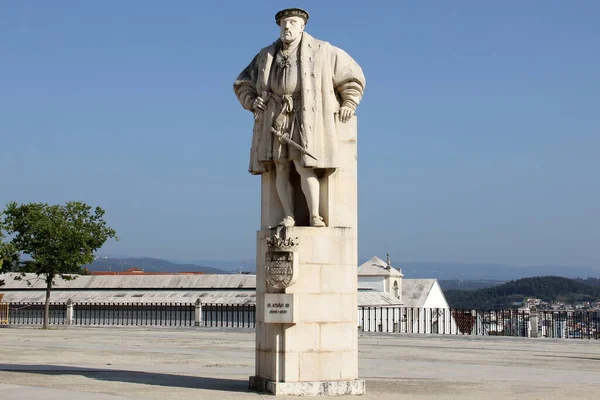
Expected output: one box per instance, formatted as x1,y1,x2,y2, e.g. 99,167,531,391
266,92,301,115
262,91,311,158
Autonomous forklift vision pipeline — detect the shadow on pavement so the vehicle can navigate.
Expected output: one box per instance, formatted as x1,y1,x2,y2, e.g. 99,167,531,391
0,364,250,393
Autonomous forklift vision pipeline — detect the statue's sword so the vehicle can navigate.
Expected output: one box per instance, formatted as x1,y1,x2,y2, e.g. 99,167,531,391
253,90,317,161
270,128,317,161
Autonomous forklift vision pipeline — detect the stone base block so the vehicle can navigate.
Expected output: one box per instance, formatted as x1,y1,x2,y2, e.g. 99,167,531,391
249,376,366,396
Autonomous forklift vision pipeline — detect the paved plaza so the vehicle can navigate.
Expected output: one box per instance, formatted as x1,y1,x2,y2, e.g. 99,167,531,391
1,326,599,399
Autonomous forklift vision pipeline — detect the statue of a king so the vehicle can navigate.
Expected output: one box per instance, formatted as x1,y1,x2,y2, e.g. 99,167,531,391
234,8,366,228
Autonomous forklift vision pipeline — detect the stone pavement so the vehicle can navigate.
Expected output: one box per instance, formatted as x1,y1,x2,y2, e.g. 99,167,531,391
1,326,599,399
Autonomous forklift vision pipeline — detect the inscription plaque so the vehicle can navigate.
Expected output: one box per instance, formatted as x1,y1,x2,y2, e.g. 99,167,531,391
264,293,297,324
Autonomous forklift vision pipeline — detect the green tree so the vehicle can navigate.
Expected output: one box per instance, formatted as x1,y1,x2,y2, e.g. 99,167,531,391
1,201,117,328
0,227,19,287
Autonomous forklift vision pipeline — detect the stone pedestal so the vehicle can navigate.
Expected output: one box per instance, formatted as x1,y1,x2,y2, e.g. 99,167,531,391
250,118,364,396
250,376,366,396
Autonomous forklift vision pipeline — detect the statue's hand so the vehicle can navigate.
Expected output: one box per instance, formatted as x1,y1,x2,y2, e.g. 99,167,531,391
338,106,353,123
280,132,291,144
252,97,267,112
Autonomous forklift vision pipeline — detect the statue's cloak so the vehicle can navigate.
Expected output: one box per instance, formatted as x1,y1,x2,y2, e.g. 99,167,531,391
234,32,366,174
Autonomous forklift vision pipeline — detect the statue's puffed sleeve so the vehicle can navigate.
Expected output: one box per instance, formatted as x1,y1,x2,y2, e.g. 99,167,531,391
233,54,259,111
331,47,366,111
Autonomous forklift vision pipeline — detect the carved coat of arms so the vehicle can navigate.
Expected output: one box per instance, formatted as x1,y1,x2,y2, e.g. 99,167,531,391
265,236,299,290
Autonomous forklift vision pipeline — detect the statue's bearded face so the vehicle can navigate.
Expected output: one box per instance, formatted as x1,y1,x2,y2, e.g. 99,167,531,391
279,16,305,43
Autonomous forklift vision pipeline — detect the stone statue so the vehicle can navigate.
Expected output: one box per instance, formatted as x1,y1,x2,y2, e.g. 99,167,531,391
234,8,366,228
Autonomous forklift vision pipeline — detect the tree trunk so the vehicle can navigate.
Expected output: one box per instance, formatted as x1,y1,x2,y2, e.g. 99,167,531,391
43,275,53,329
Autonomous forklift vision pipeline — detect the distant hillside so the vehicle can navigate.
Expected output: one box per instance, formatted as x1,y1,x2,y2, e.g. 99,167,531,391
444,276,600,309
439,279,504,291
397,262,600,280
86,257,228,274
174,259,254,273
575,277,600,288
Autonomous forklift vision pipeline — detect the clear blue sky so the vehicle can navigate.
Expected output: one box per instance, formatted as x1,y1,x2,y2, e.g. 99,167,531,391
1,1,599,269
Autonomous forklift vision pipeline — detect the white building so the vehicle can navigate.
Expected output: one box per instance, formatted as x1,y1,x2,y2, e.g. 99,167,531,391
357,256,450,309
357,256,455,333
357,255,403,301
402,279,449,309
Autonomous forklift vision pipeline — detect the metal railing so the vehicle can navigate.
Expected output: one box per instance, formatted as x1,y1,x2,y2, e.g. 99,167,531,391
201,303,256,328
74,303,195,326
537,310,600,339
5,302,599,338
357,307,600,339
8,302,66,325
6,302,256,328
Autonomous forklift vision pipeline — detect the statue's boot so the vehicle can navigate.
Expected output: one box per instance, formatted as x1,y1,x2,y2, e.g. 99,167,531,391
278,216,295,227
310,215,326,227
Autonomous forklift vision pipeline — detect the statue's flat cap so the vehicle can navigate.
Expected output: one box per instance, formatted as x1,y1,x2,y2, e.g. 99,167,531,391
275,8,309,25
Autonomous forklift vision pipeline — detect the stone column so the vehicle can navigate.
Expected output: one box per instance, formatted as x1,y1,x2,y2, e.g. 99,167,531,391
65,299,74,325
530,307,538,338
194,298,202,327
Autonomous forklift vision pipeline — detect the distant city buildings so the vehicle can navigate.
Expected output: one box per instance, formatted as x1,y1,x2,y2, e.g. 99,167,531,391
522,297,600,311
